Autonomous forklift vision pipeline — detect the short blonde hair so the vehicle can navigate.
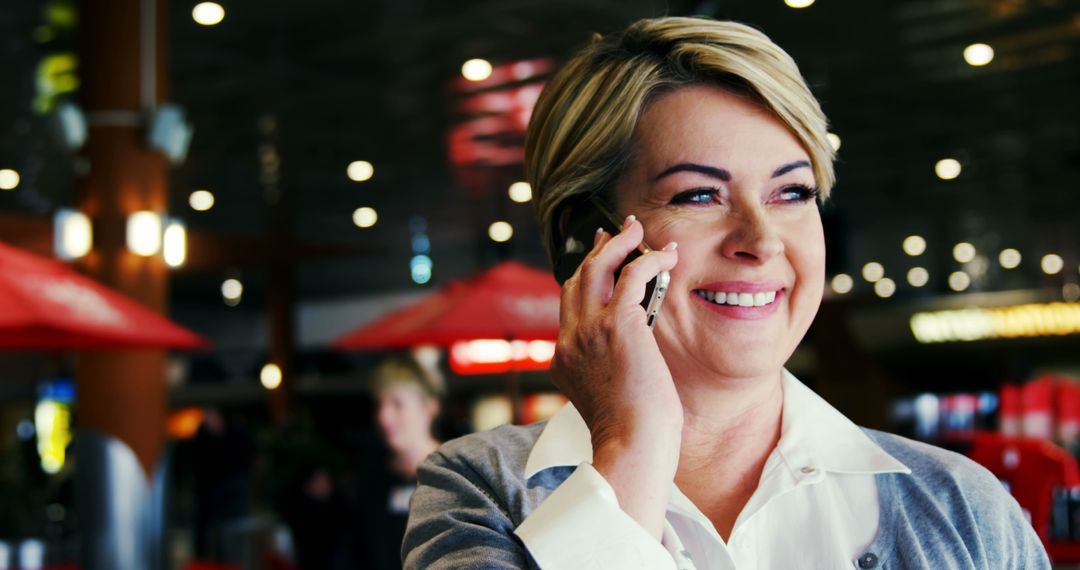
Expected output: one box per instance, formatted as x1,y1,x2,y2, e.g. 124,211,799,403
526,17,835,264
370,355,443,399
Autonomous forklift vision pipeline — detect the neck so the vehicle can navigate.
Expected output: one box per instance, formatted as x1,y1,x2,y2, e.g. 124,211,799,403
674,368,784,484
392,436,440,477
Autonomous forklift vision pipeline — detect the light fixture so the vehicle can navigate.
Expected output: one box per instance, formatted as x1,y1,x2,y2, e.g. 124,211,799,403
53,208,92,261
948,271,971,292
347,160,374,182
126,211,162,257
907,267,929,287
861,262,884,283
192,2,225,26
785,0,815,7
410,254,433,284
0,168,19,190
163,221,187,268
953,242,976,263
999,248,1022,269
221,278,243,306
352,207,378,228
963,43,994,67
488,221,513,242
1042,254,1064,275
902,235,926,256
508,182,532,203
826,132,841,152
260,363,282,390
830,273,853,294
935,158,961,180
461,58,493,81
189,190,215,211
874,278,896,298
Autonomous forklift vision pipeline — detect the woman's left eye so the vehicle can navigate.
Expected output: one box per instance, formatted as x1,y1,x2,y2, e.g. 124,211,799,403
775,184,820,203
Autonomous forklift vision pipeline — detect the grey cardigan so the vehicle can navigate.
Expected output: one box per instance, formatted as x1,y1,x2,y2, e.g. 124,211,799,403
403,422,1050,569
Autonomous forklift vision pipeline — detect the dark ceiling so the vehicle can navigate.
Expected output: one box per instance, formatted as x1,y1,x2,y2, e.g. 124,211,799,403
1,0,1078,310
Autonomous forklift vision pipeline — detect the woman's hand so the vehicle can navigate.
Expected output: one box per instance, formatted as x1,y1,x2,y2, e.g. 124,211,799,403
549,215,682,539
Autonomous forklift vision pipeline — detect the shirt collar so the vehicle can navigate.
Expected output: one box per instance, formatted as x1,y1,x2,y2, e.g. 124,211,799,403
524,369,909,480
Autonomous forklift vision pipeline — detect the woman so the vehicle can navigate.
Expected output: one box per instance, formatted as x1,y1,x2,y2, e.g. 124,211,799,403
403,17,1049,569
355,356,442,569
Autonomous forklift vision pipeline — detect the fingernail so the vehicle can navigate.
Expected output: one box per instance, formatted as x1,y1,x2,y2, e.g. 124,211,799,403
593,227,604,246
623,214,636,228
663,241,678,251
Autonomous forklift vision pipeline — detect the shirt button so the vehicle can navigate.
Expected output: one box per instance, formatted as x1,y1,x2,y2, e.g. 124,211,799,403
800,466,816,474
858,552,879,569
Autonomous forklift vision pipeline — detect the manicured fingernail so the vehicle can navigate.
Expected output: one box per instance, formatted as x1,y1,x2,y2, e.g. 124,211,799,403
623,214,636,228
663,241,678,251
593,227,604,246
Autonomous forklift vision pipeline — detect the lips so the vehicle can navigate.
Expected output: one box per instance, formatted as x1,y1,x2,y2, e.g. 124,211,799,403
690,280,787,319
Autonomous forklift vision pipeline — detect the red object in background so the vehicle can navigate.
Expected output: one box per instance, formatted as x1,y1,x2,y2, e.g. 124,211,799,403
0,241,210,350
448,339,556,375
334,261,560,350
1057,381,1080,446
1022,376,1056,440
1000,383,1022,436
967,431,1080,546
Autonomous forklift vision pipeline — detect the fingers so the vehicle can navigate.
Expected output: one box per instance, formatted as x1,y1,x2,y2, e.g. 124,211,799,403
609,241,678,319
577,216,645,314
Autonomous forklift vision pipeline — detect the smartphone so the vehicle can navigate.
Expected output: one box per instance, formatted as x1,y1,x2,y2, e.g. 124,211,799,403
552,194,670,329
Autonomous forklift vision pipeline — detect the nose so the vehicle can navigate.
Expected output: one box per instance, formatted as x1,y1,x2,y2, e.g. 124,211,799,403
719,207,784,265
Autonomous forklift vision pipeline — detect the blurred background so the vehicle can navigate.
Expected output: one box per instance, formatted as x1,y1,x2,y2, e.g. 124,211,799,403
0,0,1078,568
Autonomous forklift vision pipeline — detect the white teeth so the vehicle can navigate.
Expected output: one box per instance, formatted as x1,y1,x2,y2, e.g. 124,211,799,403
695,289,780,308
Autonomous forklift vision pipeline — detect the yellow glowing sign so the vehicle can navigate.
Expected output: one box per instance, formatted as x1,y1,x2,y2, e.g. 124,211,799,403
910,302,1080,343
35,400,72,474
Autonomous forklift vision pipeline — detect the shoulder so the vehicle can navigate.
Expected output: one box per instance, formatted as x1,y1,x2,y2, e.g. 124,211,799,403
863,428,1006,501
431,421,547,476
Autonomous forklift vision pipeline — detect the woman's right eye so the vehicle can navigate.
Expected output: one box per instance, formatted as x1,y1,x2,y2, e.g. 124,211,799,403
670,188,721,206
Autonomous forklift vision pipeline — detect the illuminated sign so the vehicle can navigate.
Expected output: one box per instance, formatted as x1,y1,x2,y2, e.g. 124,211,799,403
910,302,1080,343
449,339,555,375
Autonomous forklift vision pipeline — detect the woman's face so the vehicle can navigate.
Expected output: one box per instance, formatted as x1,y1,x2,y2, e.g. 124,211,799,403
613,85,825,383
377,382,438,453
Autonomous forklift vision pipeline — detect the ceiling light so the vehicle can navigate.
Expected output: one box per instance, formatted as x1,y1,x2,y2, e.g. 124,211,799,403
907,267,929,288
126,211,162,257
874,278,896,298
488,221,513,243
999,248,1021,269
508,182,532,203
347,160,374,182
826,132,841,152
221,278,243,305
953,242,976,263
163,221,187,268
785,0,815,7
461,58,493,81
189,190,214,211
935,158,961,180
830,273,853,294
948,271,971,292
260,363,282,390
861,262,884,283
192,2,225,26
1041,254,1064,275
963,43,994,67
353,207,378,228
0,168,19,190
902,235,926,256
53,208,92,261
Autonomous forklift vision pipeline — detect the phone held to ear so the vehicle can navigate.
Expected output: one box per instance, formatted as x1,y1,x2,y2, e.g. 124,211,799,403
552,194,670,330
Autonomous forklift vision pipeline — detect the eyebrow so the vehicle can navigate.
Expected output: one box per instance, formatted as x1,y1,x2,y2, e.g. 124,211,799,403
652,160,811,182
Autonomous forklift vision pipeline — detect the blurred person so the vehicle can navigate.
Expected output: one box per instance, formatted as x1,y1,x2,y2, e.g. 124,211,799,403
354,356,442,569
402,17,1049,569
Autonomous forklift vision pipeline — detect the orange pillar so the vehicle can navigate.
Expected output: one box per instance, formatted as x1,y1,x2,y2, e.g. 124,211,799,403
74,0,169,478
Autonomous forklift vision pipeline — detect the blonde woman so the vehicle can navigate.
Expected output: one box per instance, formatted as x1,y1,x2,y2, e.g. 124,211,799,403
403,17,1048,569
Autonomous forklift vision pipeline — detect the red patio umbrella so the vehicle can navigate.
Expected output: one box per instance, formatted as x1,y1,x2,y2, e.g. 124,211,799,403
0,240,210,350
333,260,560,349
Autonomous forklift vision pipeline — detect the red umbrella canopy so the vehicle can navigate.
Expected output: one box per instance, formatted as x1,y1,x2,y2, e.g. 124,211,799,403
0,241,210,350
334,261,561,349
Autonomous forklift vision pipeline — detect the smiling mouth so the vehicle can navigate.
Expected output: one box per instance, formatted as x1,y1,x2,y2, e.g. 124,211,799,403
692,289,780,308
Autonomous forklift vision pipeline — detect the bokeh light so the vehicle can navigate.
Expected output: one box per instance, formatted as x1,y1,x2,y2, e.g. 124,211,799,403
862,262,884,282
488,221,513,242
353,207,378,228
1041,254,1064,275
189,190,215,211
907,267,929,288
874,278,896,298
948,271,971,292
461,58,493,81
830,273,853,294
999,248,1022,269
260,363,282,390
963,43,994,66
508,182,532,203
347,160,374,182
953,242,976,263
0,168,19,190
902,235,926,256
935,158,961,180
192,2,225,26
